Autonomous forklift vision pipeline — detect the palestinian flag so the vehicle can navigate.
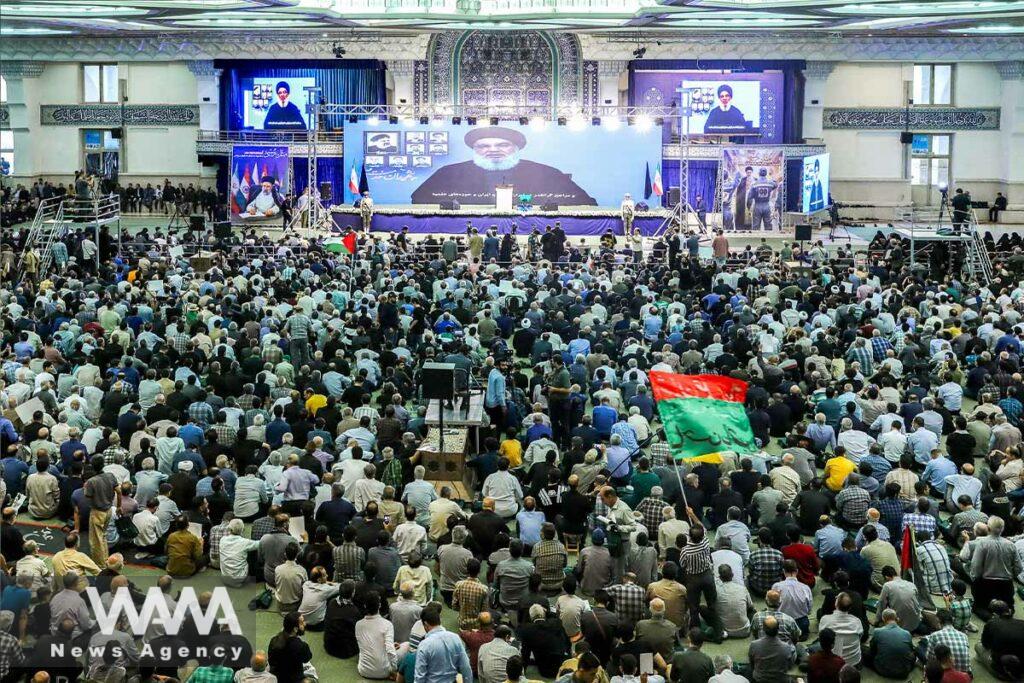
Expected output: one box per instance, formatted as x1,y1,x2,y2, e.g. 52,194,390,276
649,371,757,464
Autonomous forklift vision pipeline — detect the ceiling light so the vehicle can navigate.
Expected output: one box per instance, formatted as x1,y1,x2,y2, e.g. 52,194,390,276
592,117,601,126
557,116,567,126
466,116,477,125
388,115,398,124
518,116,528,125
632,46,647,59
452,116,462,125
332,43,346,58
419,115,429,125
347,115,358,124
489,116,499,125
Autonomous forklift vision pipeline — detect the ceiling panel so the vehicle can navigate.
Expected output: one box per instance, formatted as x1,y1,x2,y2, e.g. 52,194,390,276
0,0,1022,34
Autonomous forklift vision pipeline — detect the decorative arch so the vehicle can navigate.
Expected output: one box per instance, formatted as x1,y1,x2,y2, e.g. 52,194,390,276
427,30,581,111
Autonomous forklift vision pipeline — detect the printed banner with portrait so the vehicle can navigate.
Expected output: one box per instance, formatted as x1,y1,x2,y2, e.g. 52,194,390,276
229,145,290,222
719,147,785,232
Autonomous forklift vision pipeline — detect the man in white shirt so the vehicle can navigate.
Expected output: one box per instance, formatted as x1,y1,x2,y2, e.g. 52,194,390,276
219,518,261,587
132,498,164,556
297,567,340,628
355,591,396,679
876,421,908,463
392,506,427,562
836,418,875,463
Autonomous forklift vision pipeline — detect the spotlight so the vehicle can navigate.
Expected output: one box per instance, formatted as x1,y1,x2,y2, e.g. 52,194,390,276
452,116,462,124
635,114,653,132
605,117,621,131
518,116,528,125
654,117,664,126
467,116,477,125
557,116,567,126
332,43,347,58
388,115,398,124
419,115,429,125
367,115,380,126
592,116,601,126
489,116,499,125
626,115,635,126
632,46,646,59
347,115,358,124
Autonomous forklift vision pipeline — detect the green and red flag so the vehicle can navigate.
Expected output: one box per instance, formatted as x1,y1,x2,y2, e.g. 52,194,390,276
649,371,757,464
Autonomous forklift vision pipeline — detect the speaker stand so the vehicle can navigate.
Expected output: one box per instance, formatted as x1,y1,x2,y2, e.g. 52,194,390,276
436,398,445,454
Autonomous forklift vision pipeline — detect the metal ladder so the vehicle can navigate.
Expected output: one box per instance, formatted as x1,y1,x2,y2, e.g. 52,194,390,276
17,196,66,279
965,209,993,285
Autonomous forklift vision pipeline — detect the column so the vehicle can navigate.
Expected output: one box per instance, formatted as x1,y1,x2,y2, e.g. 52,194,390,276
187,60,222,131
387,60,416,108
997,61,1024,197
0,60,46,178
802,61,836,141
597,60,628,107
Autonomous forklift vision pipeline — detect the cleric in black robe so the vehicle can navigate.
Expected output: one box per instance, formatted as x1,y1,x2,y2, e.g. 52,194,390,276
806,158,825,211
733,166,754,228
703,84,749,134
263,81,306,131
411,126,596,206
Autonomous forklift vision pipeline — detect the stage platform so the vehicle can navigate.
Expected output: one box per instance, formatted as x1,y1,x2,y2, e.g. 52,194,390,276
330,203,672,236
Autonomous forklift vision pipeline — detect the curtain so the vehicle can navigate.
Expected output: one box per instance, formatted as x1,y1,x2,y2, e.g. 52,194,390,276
628,60,806,143
216,59,387,131
293,157,345,205
659,160,719,208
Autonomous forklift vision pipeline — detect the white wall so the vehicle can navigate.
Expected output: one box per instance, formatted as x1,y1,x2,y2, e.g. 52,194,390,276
8,61,209,185
817,61,1015,210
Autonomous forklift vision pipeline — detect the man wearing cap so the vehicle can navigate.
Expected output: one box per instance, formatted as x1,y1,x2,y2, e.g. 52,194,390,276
704,84,749,135
620,193,635,234
264,81,306,130
359,191,374,232
412,126,596,206
246,176,283,218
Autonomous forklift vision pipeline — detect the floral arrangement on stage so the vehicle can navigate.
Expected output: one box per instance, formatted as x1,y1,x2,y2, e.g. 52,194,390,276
327,204,671,218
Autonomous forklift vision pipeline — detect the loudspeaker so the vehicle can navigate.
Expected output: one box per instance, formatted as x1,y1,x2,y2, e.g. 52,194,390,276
319,182,332,201
668,187,681,205
795,224,813,241
110,128,123,140
900,131,914,144
189,215,205,231
213,221,232,238
421,362,456,401
439,200,460,210
541,203,558,211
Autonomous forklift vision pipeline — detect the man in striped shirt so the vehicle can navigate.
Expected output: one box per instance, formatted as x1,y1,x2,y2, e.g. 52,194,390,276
677,506,723,642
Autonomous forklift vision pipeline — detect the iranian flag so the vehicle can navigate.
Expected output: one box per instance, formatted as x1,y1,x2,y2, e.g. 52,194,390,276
650,371,757,463
652,163,664,196
349,162,359,194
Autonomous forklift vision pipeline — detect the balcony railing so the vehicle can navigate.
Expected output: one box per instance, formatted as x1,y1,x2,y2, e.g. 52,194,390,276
196,130,345,144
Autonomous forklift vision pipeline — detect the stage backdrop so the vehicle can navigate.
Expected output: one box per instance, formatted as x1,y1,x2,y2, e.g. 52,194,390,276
720,147,785,232
342,120,663,208
229,145,289,221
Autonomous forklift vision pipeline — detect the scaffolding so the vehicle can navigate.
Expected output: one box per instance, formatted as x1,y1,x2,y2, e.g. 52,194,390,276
17,194,121,278
893,201,992,285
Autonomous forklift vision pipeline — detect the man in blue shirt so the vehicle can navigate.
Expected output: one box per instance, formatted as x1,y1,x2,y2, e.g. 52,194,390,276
484,360,509,427
1,454,29,496
525,416,553,445
415,604,473,683
592,398,617,440
920,450,957,497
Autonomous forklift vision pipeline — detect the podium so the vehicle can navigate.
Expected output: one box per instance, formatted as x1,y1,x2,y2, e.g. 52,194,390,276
495,184,514,212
